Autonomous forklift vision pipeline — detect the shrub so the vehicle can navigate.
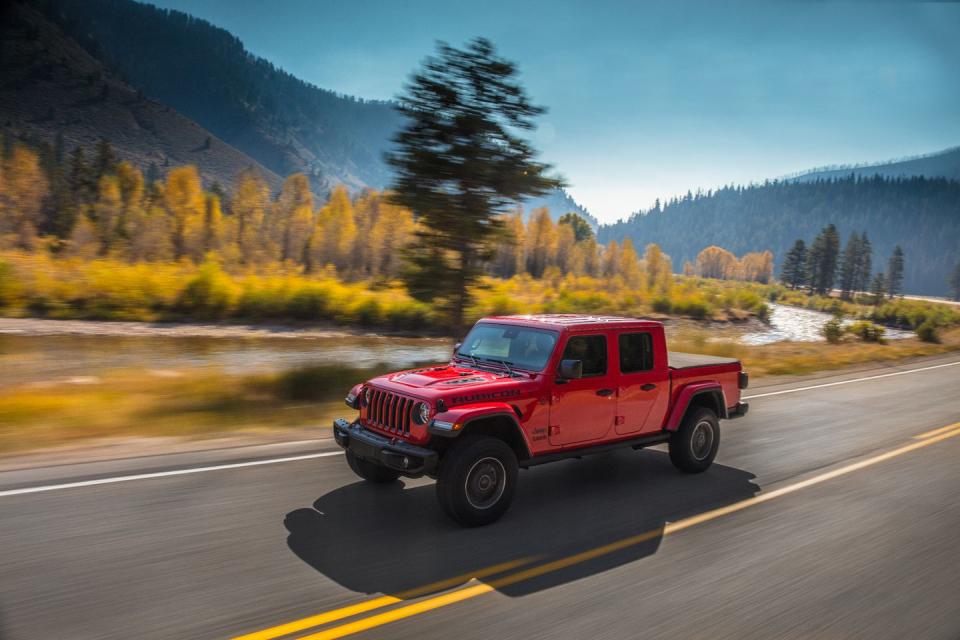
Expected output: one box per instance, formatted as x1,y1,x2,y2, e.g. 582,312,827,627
847,321,885,343
916,320,940,343
0,260,19,308
175,261,236,319
822,318,844,344
650,296,672,313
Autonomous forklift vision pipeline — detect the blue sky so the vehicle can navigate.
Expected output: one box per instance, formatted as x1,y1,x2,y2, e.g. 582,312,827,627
148,0,960,223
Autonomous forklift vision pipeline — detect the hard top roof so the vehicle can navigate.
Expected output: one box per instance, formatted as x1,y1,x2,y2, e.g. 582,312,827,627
479,314,662,331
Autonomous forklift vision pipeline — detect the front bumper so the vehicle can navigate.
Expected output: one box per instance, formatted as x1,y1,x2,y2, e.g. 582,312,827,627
333,418,439,477
727,402,749,419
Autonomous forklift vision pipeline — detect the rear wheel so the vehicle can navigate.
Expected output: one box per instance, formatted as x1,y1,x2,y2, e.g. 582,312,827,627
669,407,720,473
436,436,518,527
346,450,401,483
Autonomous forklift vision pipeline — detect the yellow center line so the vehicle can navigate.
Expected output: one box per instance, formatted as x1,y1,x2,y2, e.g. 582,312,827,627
913,422,960,440
238,423,960,640
230,557,536,640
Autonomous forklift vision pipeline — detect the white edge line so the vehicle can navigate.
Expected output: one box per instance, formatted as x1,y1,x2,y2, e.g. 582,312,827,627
742,360,960,400
0,451,343,498
4,359,958,498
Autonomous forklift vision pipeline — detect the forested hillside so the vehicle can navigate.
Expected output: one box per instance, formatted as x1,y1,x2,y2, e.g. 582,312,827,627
32,0,402,193
599,176,960,295
0,1,282,193
789,146,960,183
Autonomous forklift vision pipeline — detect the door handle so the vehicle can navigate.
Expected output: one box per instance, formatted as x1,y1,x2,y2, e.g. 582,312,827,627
596,388,614,397
641,383,657,391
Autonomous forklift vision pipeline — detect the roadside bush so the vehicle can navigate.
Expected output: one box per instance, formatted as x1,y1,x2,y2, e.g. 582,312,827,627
672,296,709,320
0,260,19,308
916,320,940,343
822,318,844,344
847,321,885,343
650,296,672,313
175,261,236,319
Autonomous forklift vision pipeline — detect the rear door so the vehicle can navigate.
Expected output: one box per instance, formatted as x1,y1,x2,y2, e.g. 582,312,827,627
615,330,670,435
549,332,617,445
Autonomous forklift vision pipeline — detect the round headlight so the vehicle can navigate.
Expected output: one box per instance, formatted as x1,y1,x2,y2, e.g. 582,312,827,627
362,388,371,407
414,402,431,425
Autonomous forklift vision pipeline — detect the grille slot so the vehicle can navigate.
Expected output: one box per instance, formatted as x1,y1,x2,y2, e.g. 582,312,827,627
365,389,413,434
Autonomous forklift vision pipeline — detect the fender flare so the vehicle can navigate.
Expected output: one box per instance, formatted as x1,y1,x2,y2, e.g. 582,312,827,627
429,402,531,458
665,382,727,431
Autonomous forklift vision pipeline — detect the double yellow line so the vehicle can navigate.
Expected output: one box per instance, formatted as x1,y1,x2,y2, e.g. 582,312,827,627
234,421,960,640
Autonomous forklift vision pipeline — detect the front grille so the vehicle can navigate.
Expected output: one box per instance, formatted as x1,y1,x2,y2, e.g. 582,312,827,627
365,389,415,435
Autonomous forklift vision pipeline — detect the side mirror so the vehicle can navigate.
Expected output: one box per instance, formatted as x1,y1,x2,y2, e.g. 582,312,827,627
453,342,462,358
558,359,583,381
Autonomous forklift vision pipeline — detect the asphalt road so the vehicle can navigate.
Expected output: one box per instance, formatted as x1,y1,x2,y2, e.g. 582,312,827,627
1,356,959,639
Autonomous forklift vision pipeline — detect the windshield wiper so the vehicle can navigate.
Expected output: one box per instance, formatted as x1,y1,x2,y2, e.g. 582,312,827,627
457,351,481,369
484,358,515,376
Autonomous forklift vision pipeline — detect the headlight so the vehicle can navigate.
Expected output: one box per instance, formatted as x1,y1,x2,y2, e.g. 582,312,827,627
413,402,431,425
362,388,372,407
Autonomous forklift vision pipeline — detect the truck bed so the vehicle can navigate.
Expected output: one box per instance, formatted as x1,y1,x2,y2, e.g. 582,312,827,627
668,351,741,370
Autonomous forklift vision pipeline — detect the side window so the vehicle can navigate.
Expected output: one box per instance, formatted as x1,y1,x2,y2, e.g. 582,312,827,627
619,332,654,373
561,335,607,376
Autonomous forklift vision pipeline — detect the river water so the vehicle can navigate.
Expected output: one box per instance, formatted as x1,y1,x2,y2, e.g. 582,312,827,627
0,307,915,387
740,303,914,345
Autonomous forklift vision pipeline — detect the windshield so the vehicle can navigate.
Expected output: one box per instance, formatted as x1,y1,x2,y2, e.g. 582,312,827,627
457,324,558,372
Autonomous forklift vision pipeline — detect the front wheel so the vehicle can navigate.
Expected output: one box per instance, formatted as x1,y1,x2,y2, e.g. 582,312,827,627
669,407,720,473
436,436,518,527
346,450,401,483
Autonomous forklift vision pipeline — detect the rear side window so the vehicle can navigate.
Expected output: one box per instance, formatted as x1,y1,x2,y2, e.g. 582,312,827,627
619,332,654,373
561,335,607,376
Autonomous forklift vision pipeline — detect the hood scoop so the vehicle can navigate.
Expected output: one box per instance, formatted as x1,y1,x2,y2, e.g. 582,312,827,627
443,376,488,385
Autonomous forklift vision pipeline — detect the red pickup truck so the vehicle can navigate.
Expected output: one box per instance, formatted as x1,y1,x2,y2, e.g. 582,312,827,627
334,314,748,526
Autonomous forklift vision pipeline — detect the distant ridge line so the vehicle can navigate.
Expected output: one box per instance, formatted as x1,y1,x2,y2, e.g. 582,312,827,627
779,144,960,181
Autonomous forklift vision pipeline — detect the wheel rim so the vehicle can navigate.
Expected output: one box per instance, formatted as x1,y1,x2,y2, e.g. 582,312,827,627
690,421,714,461
464,456,506,510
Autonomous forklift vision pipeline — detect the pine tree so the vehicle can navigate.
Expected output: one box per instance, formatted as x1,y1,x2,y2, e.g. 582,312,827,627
886,245,904,299
839,232,861,299
870,271,886,305
557,212,593,242
386,38,561,332
806,224,839,295
93,138,118,178
856,232,872,295
780,239,807,289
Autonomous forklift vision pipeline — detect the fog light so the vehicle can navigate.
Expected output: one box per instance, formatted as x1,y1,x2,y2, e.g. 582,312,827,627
402,456,411,468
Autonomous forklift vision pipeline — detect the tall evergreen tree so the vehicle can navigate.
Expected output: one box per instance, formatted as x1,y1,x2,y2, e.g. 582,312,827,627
780,239,807,289
855,232,872,295
805,225,839,295
870,271,886,305
839,232,862,299
386,38,561,333
886,245,904,299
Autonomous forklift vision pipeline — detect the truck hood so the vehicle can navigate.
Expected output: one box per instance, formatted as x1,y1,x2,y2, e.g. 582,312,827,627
377,364,521,390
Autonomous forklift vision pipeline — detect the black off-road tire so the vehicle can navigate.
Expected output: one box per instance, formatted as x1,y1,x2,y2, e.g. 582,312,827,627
436,435,518,527
669,407,720,473
346,450,401,483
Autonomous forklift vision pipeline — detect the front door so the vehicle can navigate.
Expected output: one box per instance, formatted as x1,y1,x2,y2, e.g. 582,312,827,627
549,333,617,445
615,331,669,435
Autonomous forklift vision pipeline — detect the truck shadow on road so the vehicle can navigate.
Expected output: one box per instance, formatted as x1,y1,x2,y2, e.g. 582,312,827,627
284,448,758,598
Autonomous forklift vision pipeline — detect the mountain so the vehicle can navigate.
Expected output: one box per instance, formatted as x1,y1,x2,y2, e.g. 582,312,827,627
599,175,960,296
0,1,282,192
27,0,582,214
34,0,402,194
522,188,598,228
787,146,960,183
